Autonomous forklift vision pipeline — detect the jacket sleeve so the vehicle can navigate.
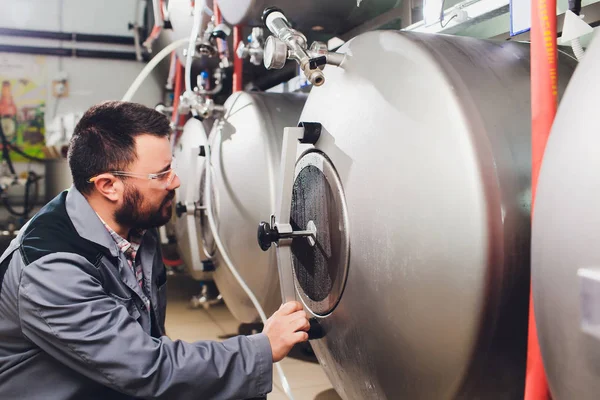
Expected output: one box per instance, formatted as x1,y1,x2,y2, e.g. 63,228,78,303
18,253,273,400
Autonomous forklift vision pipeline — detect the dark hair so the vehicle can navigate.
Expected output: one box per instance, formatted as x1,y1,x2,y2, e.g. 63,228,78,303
68,101,170,195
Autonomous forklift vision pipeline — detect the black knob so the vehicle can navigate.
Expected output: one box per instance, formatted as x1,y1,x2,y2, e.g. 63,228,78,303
307,318,325,340
211,29,229,40
257,221,279,251
262,6,284,24
308,56,327,70
175,202,187,218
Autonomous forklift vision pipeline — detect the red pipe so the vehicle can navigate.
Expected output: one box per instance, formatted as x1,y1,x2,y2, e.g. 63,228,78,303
233,25,243,92
525,0,557,398
213,0,222,25
171,57,183,125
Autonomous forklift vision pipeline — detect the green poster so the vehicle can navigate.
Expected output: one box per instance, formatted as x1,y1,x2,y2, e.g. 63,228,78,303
0,53,47,162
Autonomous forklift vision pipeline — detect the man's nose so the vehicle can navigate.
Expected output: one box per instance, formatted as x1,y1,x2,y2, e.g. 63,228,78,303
169,174,181,190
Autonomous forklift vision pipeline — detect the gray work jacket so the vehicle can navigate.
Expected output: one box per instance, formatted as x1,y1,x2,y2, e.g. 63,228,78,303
0,187,273,399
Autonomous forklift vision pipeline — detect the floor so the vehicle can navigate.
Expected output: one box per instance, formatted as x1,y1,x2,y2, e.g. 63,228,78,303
164,275,342,400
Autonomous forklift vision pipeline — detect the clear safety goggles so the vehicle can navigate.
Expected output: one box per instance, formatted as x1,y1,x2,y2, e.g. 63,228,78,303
88,158,178,189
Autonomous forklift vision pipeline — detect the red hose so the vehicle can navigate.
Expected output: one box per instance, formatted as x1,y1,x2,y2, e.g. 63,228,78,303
233,25,243,92
171,57,183,125
525,0,557,398
214,0,222,25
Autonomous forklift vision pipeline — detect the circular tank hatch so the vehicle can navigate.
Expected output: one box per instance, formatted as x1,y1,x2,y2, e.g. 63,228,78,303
291,150,349,316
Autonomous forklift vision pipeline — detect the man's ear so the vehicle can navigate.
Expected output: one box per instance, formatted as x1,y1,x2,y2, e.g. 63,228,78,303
92,174,122,202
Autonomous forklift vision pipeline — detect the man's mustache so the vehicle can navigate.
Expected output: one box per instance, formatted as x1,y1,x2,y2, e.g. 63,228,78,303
162,191,175,206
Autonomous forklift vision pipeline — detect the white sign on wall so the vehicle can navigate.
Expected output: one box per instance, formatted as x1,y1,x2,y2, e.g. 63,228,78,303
510,0,532,36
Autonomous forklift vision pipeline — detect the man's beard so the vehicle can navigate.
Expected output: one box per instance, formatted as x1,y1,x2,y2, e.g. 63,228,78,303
114,184,175,230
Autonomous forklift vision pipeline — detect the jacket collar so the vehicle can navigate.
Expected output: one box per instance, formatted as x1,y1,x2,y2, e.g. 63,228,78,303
65,186,121,258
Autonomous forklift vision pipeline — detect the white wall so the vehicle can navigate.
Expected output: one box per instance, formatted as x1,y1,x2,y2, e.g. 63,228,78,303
0,0,144,35
44,55,164,123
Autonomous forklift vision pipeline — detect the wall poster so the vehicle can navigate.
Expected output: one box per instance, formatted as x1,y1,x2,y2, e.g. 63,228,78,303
0,53,47,162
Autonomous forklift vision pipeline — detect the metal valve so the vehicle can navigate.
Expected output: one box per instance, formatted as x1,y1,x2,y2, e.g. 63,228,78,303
257,217,317,251
261,7,345,86
237,27,265,66
175,200,206,218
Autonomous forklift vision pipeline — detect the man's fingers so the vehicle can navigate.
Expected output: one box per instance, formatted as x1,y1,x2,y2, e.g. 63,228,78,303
292,330,309,343
292,317,310,332
288,309,307,321
279,301,303,315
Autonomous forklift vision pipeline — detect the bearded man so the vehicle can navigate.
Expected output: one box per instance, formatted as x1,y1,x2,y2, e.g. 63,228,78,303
0,101,309,399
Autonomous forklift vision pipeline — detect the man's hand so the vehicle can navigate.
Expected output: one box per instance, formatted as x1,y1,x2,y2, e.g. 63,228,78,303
263,301,310,362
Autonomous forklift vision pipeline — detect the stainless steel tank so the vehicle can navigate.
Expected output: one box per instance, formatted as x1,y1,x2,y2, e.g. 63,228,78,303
272,31,577,399
531,34,600,400
207,91,306,323
172,118,214,281
216,0,398,35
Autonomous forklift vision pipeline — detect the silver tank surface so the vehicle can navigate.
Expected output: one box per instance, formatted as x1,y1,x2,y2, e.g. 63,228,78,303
216,0,398,35
532,34,600,400
284,31,576,399
172,118,213,281
208,92,306,323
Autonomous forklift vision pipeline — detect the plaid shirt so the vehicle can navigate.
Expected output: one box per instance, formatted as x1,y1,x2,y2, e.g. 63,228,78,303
97,214,150,311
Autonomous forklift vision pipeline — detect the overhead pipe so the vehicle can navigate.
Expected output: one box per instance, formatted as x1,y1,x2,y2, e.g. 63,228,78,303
0,27,135,45
0,44,141,61
525,0,557,398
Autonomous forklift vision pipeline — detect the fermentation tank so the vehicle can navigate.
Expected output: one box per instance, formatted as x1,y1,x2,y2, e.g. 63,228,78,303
266,31,577,399
532,34,600,400
206,92,307,323
172,118,214,281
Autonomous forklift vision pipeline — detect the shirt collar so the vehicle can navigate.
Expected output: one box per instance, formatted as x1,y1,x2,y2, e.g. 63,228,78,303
95,213,146,257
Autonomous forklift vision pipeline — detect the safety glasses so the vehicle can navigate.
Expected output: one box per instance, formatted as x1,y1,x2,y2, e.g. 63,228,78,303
88,158,178,190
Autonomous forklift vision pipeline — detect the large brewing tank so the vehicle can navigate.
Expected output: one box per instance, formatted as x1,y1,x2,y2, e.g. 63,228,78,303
532,34,600,400
275,31,577,399
172,118,214,281
207,92,306,323
216,0,398,35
